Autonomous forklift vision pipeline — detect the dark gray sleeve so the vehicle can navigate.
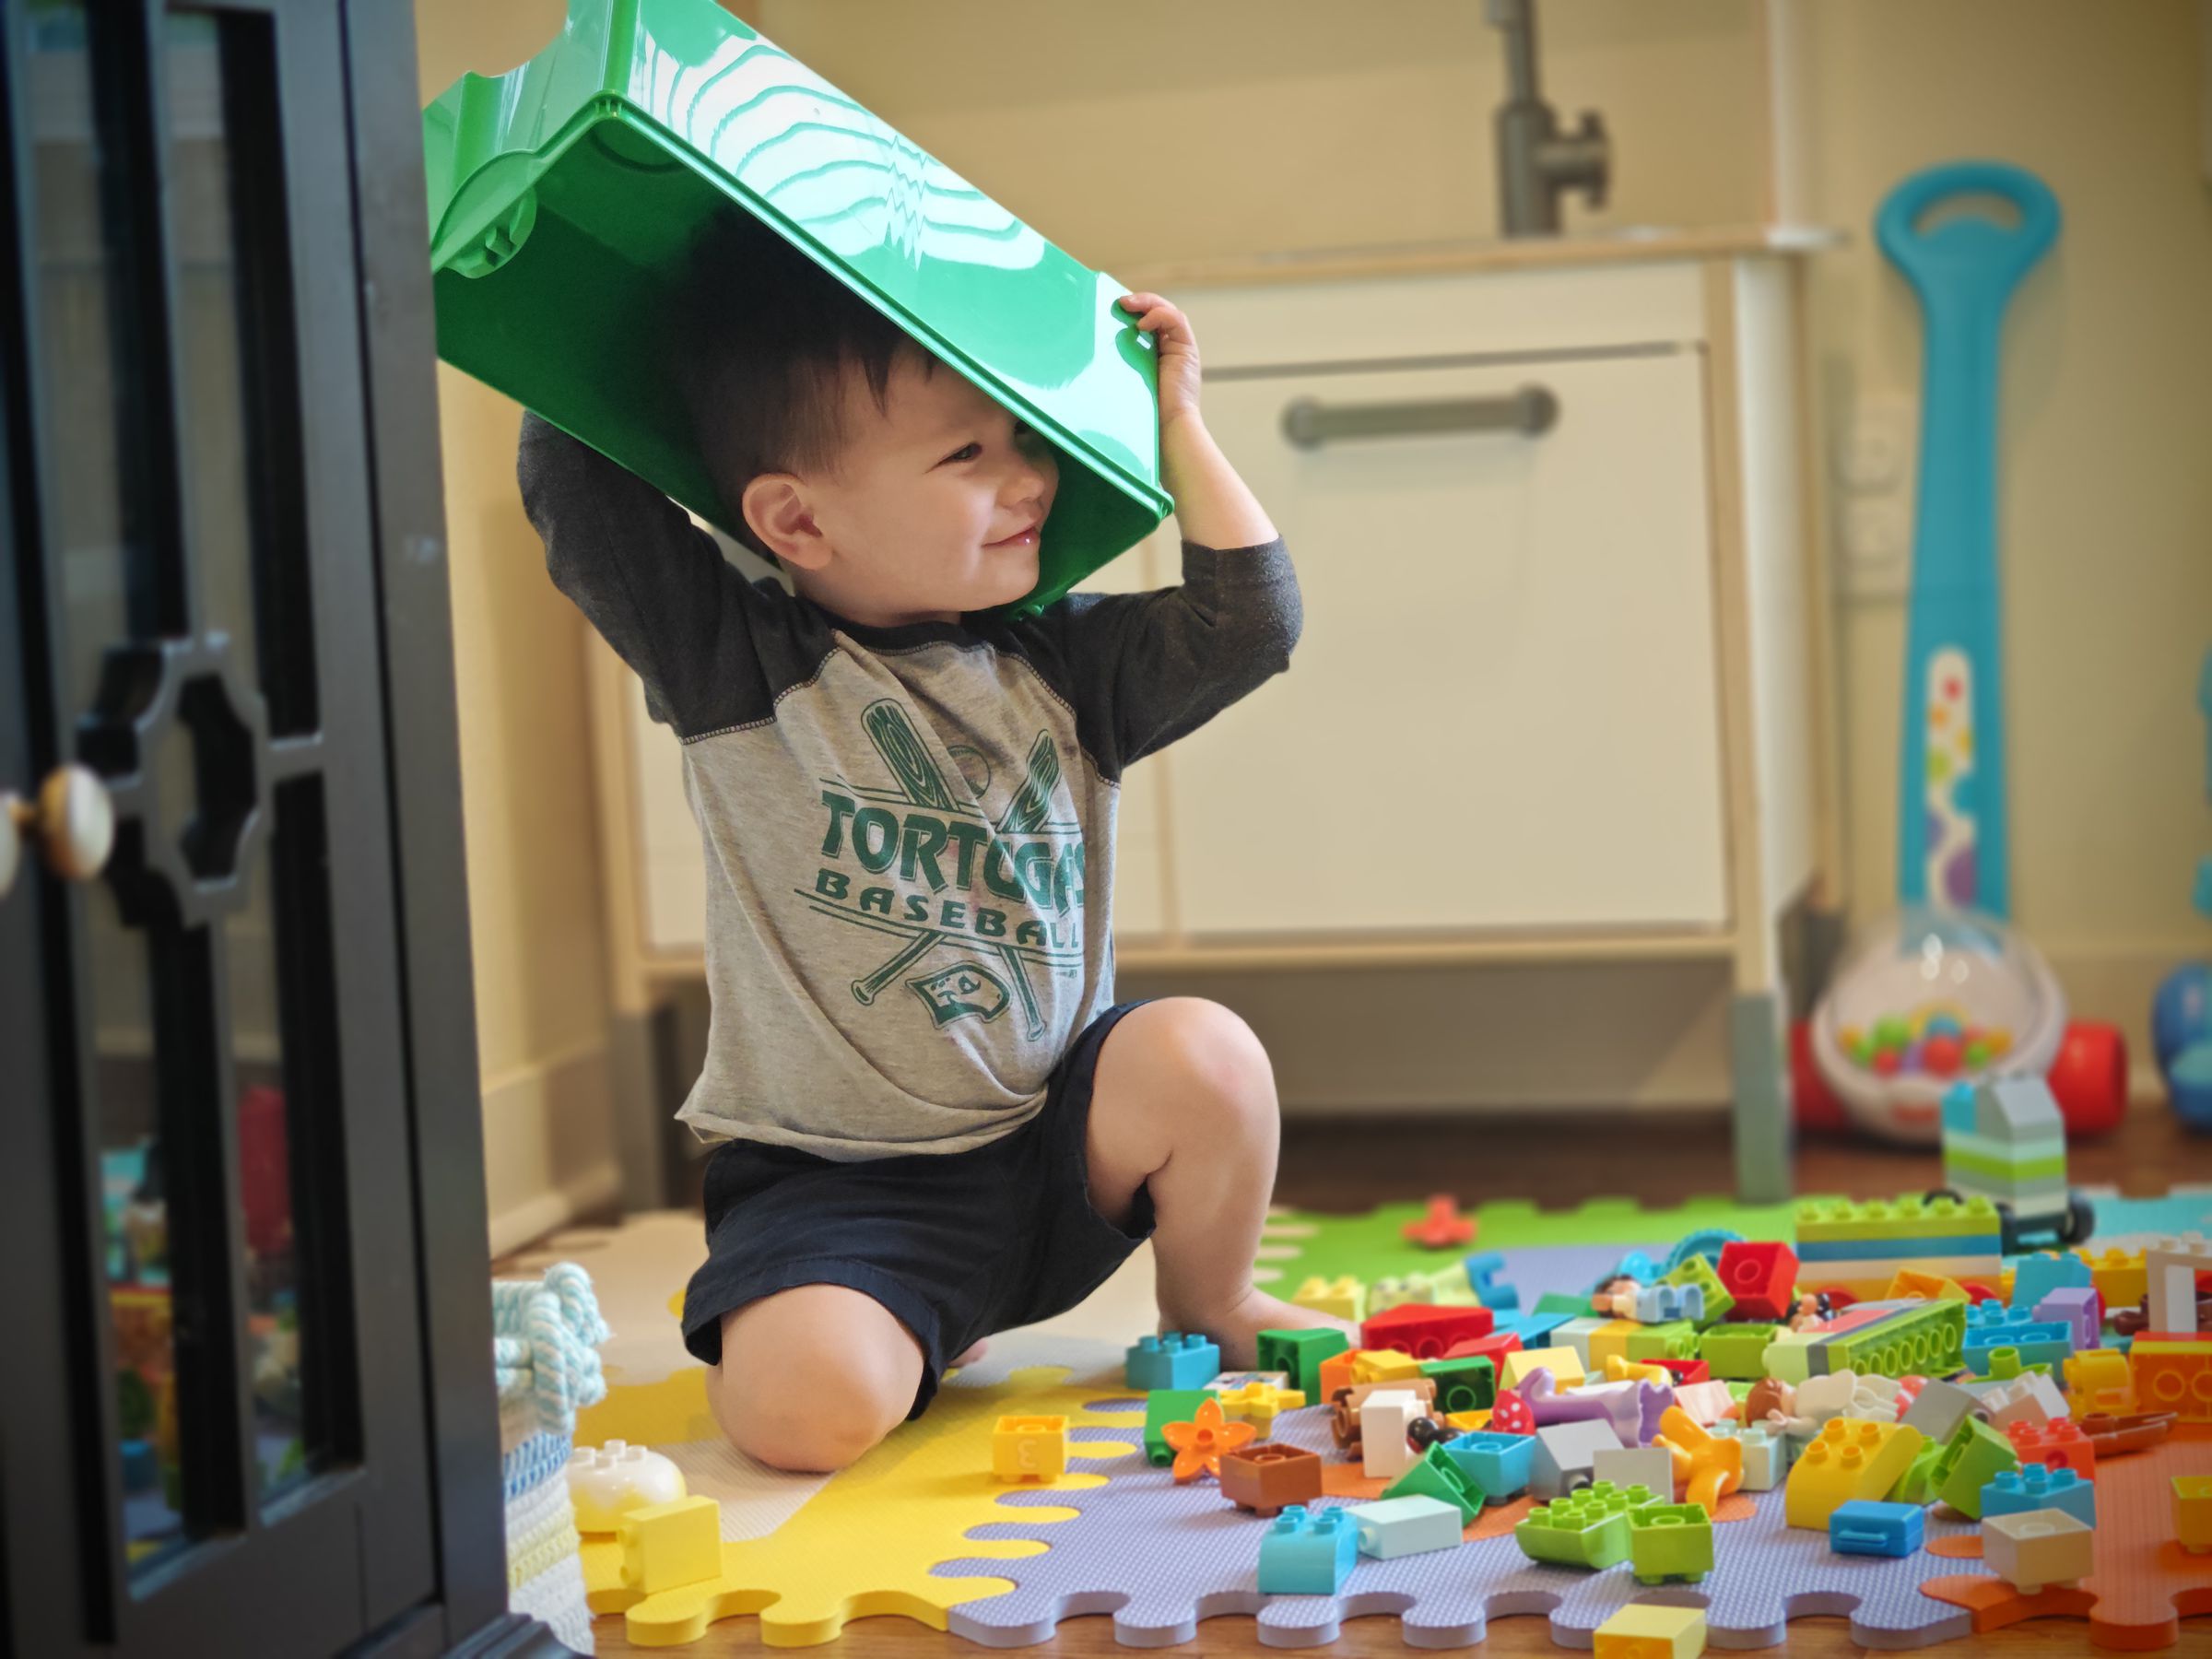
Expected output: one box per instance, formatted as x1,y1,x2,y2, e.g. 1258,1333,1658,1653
517,408,779,739
1044,535,1301,780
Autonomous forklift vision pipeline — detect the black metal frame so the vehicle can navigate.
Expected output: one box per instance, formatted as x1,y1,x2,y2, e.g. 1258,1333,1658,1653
1,1,558,1651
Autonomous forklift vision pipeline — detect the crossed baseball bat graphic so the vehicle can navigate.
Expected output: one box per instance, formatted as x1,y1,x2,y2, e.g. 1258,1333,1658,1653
849,699,1057,1039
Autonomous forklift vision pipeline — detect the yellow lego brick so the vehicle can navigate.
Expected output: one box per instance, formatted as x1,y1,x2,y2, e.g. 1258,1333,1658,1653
1294,1275,1367,1324
2073,1246,2147,1311
1216,1382,1307,1436
1584,1319,1643,1371
1353,1350,1424,1385
1443,1408,1491,1433
1500,1346,1587,1392
992,1414,1068,1481
619,1494,723,1595
1887,1269,1969,1301
2175,1475,2212,1555
1783,1418,1925,1532
1594,1600,1708,1657
1604,1355,1670,1384
2064,1348,2136,1419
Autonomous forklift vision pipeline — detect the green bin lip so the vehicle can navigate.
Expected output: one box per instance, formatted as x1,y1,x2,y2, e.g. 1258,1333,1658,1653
421,2,1171,622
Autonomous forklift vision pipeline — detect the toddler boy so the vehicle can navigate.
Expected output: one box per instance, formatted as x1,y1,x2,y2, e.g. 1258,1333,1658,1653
520,211,1347,1473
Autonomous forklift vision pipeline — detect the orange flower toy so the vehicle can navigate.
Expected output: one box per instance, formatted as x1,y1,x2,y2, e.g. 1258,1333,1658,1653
1160,1396,1257,1483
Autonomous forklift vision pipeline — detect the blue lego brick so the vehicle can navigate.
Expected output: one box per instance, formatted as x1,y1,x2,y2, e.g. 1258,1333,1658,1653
2009,1251,2093,1312
1829,1500,1925,1558
1491,1310,1572,1348
1464,1252,1518,1311
1981,1465,2097,1527
1257,1504,1357,1594
1961,1303,2074,1372
1441,1430,1535,1504
1126,1332,1220,1392
1631,1283,1705,1324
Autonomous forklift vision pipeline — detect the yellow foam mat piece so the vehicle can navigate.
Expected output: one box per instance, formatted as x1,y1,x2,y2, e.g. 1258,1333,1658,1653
578,1363,1140,1647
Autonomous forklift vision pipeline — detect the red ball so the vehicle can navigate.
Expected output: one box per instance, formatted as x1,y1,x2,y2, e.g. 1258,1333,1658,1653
1872,1048,1903,1077
1922,1035,1962,1076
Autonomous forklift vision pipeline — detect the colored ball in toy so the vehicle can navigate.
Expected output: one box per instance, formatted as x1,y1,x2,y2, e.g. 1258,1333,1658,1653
1924,1012,1965,1041
1874,1015,1912,1050
1922,1035,1962,1076
2152,961,2212,1077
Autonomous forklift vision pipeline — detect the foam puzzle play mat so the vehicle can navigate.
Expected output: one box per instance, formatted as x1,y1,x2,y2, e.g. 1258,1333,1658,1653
504,1125,2212,1653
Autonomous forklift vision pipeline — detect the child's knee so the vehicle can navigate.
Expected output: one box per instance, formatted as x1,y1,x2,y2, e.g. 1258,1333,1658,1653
706,1287,923,1473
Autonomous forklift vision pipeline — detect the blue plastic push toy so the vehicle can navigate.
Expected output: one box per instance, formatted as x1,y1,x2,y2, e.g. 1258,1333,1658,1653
1803,164,2125,1142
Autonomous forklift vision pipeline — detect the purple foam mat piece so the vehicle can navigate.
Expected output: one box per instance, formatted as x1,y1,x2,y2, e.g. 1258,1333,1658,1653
935,1402,1993,1650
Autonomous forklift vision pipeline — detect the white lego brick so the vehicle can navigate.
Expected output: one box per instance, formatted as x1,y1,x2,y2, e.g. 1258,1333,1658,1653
1349,1495,1465,1559
1902,1378,1983,1441
1360,1390,1422,1479
1594,1445,1676,1498
2147,1232,2209,1335
1982,1508,2095,1596
1983,1371,2069,1431
1528,1418,1624,1500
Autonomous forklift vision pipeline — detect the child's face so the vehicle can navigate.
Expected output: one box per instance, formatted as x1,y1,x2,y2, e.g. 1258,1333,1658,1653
749,347,1060,626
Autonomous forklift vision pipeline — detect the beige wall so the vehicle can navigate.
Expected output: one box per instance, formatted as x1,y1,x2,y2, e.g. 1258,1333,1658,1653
418,0,2211,1200
418,1,620,1249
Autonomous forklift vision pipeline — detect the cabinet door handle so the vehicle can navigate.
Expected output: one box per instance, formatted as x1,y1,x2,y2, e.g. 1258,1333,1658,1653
1280,384,1559,448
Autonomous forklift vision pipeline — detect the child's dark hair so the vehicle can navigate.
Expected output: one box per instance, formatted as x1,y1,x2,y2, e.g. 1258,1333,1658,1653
670,208,935,567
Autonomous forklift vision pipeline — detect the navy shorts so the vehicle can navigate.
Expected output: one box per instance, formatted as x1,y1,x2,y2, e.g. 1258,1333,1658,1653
680,998,1159,1418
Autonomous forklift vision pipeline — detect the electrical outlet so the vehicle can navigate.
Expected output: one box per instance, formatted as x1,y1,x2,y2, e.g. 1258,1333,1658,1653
1836,391,1917,494
1835,390,1918,599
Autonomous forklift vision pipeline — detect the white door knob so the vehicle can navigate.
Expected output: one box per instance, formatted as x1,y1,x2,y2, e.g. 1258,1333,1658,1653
1,763,117,896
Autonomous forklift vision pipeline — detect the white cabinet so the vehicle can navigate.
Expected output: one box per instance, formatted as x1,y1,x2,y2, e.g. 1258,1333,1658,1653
1168,348,1729,935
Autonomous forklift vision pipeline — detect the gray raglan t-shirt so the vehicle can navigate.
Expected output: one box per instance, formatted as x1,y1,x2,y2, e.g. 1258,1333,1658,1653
518,411,1300,1160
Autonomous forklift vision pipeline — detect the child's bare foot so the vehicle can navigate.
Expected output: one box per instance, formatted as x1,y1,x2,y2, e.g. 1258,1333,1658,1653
947,1338,989,1371
1173,1287,1358,1372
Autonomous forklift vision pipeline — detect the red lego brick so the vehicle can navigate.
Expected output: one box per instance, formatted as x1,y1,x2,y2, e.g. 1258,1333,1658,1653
1442,1330,1523,1365
1653,1358,1712,1386
1360,1303,1493,1360
1716,1241,1800,1322
2006,1417,2097,1479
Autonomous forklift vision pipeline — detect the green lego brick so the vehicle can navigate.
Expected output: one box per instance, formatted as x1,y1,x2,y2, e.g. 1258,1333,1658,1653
1628,1502,1714,1584
1699,1323,1782,1381
1887,1437,1945,1506
1418,1355,1497,1415
1512,1481,1658,1570
1793,1194,2004,1245
1944,1147,2067,1183
1817,1299,1967,1379
1932,1416,2020,1519
1665,1254,1734,1328
1255,1329,1349,1400
1761,1328,1818,1384
1623,1321,1699,1361
1142,1389,1211,1467
1535,1290,1591,1317
1382,1444,1479,1527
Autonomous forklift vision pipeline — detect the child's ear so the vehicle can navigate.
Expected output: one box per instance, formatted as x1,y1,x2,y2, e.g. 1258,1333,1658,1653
742,474,831,572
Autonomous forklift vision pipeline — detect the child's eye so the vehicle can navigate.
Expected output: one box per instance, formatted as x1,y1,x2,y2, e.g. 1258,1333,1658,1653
943,424,1034,465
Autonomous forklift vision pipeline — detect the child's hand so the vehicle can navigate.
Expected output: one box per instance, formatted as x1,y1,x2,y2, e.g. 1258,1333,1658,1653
1118,291,1202,434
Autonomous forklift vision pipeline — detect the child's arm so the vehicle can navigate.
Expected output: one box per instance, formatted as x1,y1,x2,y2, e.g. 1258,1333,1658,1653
517,409,770,736
1042,296,1302,775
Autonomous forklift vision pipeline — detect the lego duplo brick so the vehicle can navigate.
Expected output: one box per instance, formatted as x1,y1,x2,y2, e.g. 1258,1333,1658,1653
1981,1507,2095,1596
1512,1480,1658,1570
1809,1298,1969,1378
1900,1377,1983,1442
1418,1354,1498,1415
1256,1505,1357,1595
1961,1302,2073,1371
2147,1233,2212,1335
1548,1316,1610,1369
1628,1501,1713,1583
1500,1346,1585,1391
992,1415,1069,1482
1531,1418,1630,1501
1382,1443,1481,1526
1255,1327,1348,1399
1349,1495,1465,1560
1664,1253,1734,1327
1983,1464,2096,1527
1125,1333,1219,1393
1716,1241,1800,1322
1594,1603,1707,1659
1794,1195,2004,1299
2010,1249,2093,1312
2074,1246,2148,1310
1932,1415,2021,1519
1829,1499,1924,1557
1593,1444,1676,1497
1361,1302,1493,1359
2006,1417,2096,1478
1783,1418,1925,1531
2064,1347,2137,1418
1142,1390,1211,1466
2032,1286,2102,1354
1698,1322,1781,1380
1441,1430,1534,1504
1219,1441,1324,1516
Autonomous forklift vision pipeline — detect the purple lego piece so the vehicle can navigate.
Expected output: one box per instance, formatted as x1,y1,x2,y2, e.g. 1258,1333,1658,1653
935,1402,1991,1649
2033,1286,2101,1352
1519,1371,1669,1447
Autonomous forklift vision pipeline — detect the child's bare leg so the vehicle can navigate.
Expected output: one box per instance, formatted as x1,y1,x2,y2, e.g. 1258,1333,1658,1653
1085,997,1357,1370
706,1285,924,1472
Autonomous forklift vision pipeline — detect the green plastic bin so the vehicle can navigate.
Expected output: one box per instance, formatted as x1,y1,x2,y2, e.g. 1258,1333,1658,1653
421,0,1170,618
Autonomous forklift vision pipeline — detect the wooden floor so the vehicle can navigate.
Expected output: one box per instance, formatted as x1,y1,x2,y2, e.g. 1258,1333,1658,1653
597,1106,2209,1656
